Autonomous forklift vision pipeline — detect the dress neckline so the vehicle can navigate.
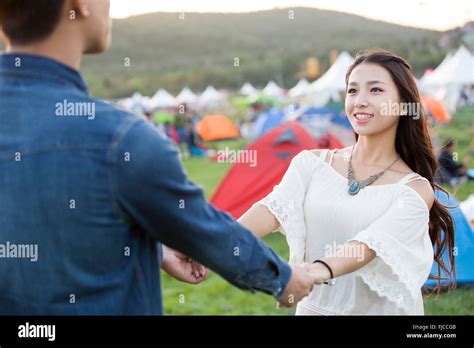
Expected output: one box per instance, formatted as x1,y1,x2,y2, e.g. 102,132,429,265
304,149,418,188
303,150,430,213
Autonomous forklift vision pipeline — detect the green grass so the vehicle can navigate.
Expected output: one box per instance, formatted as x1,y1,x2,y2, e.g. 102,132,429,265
162,108,474,315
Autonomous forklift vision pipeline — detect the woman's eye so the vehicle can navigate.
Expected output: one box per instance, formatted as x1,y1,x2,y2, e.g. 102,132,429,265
371,87,383,92
347,88,356,94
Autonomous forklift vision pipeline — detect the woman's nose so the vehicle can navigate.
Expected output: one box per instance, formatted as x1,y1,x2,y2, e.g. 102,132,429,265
354,93,369,108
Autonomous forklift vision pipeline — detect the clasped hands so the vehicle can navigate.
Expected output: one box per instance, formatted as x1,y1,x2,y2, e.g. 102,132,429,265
162,245,331,308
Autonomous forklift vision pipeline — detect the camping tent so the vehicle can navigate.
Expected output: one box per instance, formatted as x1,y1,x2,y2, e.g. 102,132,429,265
421,96,450,124
198,86,225,108
176,87,198,104
460,194,474,228
289,79,310,98
148,88,177,109
421,46,474,112
424,190,474,289
420,52,453,83
262,80,285,98
422,46,474,88
119,92,150,114
308,51,354,106
211,122,321,218
197,115,239,142
240,82,258,96
251,107,286,138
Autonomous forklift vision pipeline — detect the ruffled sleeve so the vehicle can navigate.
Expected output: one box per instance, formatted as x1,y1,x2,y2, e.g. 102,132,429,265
348,187,434,313
255,150,319,263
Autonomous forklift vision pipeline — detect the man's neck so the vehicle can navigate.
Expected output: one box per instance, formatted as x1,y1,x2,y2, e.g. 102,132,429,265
7,37,83,71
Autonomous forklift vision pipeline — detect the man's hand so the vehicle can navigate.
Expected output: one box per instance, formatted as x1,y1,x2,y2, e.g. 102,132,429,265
277,263,320,308
161,245,208,284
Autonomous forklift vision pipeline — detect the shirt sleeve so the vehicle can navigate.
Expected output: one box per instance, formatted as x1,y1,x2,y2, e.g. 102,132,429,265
113,119,291,300
347,187,434,313
255,150,318,263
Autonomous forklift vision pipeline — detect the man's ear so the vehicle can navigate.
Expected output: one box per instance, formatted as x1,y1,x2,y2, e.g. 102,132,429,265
71,0,91,18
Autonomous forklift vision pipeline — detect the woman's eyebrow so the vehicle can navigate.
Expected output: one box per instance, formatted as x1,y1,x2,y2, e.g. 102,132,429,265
367,80,386,85
348,80,386,86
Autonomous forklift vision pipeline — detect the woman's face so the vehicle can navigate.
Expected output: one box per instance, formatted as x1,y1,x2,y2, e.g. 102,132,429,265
345,63,402,137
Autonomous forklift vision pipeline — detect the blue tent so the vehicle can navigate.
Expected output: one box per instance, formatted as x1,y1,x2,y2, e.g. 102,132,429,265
332,111,352,129
424,190,474,289
252,107,285,138
293,106,352,129
295,106,336,121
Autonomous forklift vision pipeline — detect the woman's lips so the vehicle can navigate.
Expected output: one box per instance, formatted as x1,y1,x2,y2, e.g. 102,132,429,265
354,112,374,124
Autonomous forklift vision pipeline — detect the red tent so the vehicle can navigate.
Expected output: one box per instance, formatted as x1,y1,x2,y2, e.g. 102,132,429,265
211,121,343,218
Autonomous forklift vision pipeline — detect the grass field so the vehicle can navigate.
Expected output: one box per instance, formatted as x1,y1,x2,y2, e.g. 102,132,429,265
162,106,474,315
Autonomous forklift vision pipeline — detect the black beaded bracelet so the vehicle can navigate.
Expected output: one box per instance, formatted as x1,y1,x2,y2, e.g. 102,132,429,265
312,259,334,285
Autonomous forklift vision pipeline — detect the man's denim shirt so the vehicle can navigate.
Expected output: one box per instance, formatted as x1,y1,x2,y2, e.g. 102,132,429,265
0,53,291,315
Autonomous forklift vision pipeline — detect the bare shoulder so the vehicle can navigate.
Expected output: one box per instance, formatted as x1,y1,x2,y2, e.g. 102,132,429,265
310,146,352,157
406,178,435,210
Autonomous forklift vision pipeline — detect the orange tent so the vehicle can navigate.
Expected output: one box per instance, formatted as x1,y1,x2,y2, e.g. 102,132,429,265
197,115,240,141
421,96,450,124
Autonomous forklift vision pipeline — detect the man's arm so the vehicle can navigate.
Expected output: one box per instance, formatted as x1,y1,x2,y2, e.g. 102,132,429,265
113,118,310,302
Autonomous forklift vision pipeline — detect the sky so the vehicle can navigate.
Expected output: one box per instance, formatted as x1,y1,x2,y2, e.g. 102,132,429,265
110,0,474,31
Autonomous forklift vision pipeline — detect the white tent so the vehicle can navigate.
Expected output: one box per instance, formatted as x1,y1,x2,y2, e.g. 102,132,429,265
308,51,354,106
148,88,177,109
119,92,150,114
460,194,474,224
198,85,225,108
420,52,453,83
421,46,474,111
240,82,257,96
176,87,198,104
262,80,285,98
422,46,474,87
289,79,310,98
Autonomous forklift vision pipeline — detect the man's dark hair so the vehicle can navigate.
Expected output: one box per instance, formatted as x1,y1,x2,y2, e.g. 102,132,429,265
0,0,66,45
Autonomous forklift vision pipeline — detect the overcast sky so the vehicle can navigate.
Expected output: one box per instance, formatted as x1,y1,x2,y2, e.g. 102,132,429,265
110,0,473,31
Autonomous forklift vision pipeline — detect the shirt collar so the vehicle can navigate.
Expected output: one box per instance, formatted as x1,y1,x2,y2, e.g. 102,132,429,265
0,52,89,94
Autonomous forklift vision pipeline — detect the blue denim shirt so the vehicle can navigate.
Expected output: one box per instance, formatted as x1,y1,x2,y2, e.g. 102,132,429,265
0,53,291,315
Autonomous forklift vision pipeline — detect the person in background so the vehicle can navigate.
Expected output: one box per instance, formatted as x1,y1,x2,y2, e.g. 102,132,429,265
436,137,473,187
174,104,190,156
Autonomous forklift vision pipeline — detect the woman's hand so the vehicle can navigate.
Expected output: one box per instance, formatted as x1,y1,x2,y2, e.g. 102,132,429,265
300,262,332,285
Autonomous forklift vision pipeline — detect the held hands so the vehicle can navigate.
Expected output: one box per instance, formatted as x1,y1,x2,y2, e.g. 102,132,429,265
161,245,208,284
277,262,332,308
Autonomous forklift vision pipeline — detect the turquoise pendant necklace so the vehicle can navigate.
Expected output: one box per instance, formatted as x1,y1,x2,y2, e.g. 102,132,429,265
347,144,401,195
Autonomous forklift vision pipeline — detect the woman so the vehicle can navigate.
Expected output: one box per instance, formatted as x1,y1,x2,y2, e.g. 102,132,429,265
239,49,455,315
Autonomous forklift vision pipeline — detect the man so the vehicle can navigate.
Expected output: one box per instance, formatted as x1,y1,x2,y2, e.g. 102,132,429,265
0,0,317,314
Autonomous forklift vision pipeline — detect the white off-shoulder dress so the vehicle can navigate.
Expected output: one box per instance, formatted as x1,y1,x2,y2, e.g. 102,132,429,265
256,149,434,315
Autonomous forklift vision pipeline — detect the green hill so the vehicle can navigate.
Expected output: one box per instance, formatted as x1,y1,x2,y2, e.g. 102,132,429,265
79,7,445,98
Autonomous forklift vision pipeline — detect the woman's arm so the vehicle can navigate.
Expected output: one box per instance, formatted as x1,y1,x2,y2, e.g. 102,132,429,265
238,204,279,238
305,241,376,283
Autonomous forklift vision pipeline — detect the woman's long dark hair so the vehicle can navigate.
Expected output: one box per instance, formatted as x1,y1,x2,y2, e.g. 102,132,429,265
345,49,456,293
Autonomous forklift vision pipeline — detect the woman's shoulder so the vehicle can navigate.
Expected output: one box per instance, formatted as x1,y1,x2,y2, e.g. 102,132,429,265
307,146,353,161
403,177,435,211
